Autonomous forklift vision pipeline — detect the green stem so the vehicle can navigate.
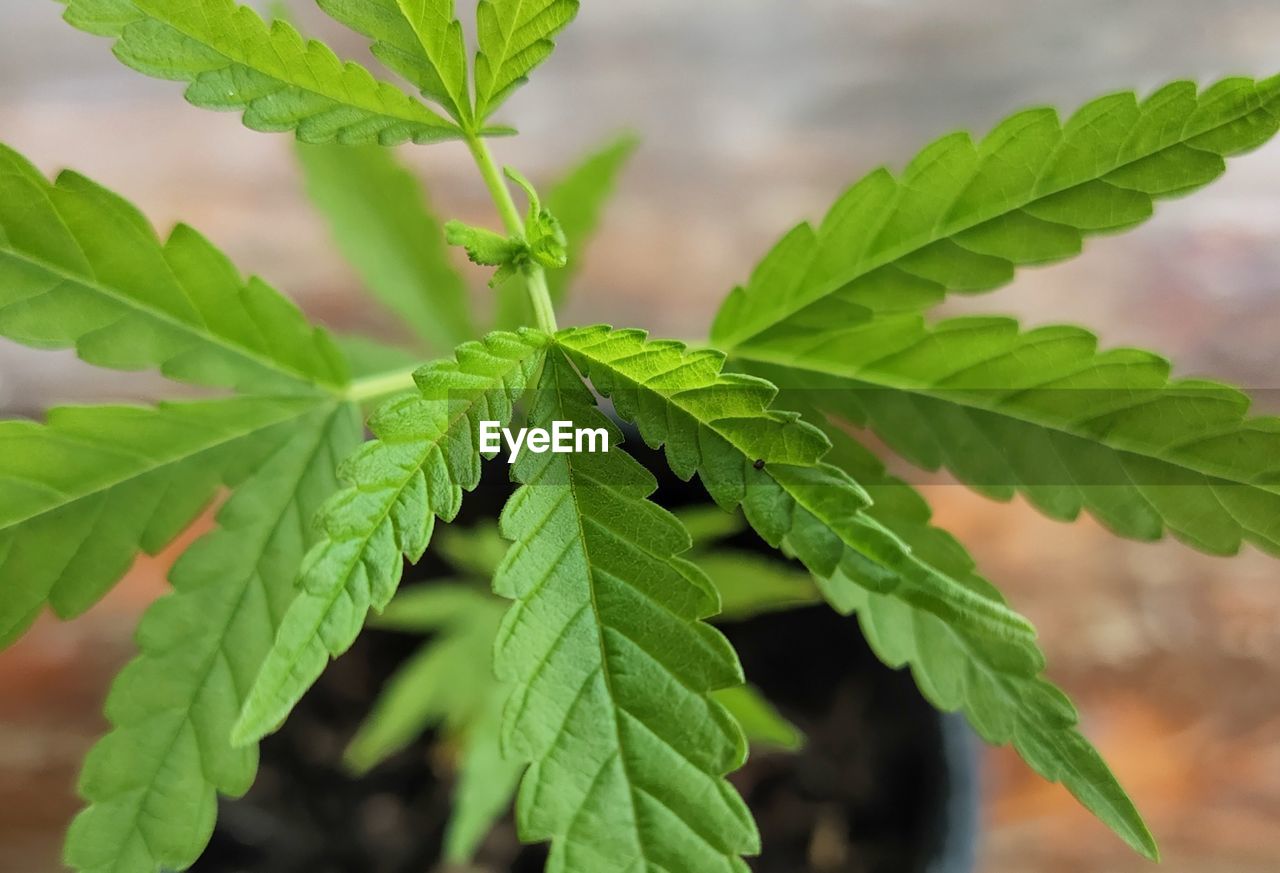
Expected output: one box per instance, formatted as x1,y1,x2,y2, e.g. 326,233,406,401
464,135,559,334
346,365,419,402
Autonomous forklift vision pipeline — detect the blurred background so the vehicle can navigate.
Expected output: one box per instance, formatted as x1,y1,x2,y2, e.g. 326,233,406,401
2,1,1279,871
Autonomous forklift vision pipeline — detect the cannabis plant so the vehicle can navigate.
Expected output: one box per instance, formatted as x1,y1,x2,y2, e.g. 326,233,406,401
2,1,1277,870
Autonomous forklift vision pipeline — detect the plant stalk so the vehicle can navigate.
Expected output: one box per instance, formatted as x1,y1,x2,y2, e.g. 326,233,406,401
346,365,420,402
465,135,559,334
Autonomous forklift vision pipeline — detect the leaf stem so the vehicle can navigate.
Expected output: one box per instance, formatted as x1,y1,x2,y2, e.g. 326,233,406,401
346,365,420,402
464,136,559,334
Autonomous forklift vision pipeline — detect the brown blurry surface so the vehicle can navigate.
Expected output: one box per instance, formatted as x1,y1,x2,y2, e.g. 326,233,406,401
2,1,1279,871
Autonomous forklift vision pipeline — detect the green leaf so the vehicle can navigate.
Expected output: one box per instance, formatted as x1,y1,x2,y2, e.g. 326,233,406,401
64,402,360,873
317,0,472,124
0,395,330,647
336,333,420,378
233,329,549,746
673,505,746,547
712,76,1280,348
445,219,530,288
432,522,512,578
695,551,821,621
493,350,759,872
446,689,524,863
557,326,1157,860
349,582,521,862
0,143,346,394
492,135,637,330
543,134,639,307
358,578,522,855
557,327,1026,639
473,0,580,120
505,167,569,269
346,586,506,774
711,685,804,752
372,579,502,631
736,315,1280,557
297,143,474,353
446,220,525,265
768,386,1007,606
63,0,464,144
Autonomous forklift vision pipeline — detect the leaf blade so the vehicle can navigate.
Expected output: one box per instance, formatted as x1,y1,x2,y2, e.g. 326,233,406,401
711,685,803,752
736,315,1280,556
492,350,758,872
64,0,462,144
0,395,331,646
544,133,639,307
557,325,1156,859
317,0,471,123
233,329,550,745
64,401,361,873
297,143,474,353
0,143,346,393
473,0,580,120
712,76,1280,347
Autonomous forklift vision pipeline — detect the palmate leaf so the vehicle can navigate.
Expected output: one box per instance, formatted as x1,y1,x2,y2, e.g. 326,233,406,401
319,0,472,124
65,401,360,873
62,0,464,144
296,143,474,353
448,686,525,862
736,315,1280,556
778,416,1157,860
712,76,1280,348
493,351,758,872
557,326,1157,859
232,329,549,746
345,585,505,774
474,0,580,120
0,143,346,394
346,583,521,864
0,395,329,647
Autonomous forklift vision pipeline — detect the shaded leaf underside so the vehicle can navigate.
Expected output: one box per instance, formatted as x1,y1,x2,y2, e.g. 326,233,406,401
736,315,1280,556
0,395,330,646
557,325,1157,858
65,402,360,873
233,330,548,745
493,350,758,872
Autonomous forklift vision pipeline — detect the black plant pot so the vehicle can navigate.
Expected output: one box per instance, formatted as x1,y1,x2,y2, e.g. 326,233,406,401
195,430,979,873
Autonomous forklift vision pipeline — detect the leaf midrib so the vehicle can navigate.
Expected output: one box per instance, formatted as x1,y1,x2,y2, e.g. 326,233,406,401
477,0,533,115
1,247,340,394
727,87,1280,344
130,0,454,128
88,405,344,872
546,366,651,869
0,398,325,531
734,345,1278,495
393,0,469,121
264,346,548,688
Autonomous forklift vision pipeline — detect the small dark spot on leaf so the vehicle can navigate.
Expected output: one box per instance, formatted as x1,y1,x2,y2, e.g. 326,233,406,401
753,458,766,470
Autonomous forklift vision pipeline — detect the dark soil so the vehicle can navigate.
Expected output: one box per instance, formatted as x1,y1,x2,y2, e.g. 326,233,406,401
194,436,970,873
